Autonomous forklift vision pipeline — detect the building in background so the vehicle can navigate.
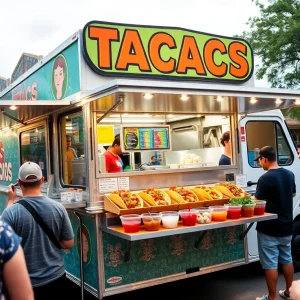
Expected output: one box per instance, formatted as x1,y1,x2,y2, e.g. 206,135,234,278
11,53,43,83
0,76,9,92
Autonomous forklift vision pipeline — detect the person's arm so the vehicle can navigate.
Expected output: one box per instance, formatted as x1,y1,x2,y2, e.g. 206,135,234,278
6,184,17,208
3,246,34,300
290,280,300,300
255,178,267,200
59,206,75,249
105,154,112,172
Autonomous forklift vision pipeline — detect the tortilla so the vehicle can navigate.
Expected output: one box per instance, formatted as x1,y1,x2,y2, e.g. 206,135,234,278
213,185,235,199
203,187,223,199
139,188,171,206
165,186,199,203
109,190,144,209
191,187,212,200
219,182,245,197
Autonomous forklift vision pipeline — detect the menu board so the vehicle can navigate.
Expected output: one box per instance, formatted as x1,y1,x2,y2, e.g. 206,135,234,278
122,126,171,151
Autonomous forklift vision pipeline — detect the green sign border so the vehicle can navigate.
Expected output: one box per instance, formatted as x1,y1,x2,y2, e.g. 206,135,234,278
82,21,254,84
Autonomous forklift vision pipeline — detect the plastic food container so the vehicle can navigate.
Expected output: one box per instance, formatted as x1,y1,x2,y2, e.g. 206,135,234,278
254,200,266,215
241,204,256,218
196,208,212,224
179,209,198,226
120,214,141,233
161,211,179,229
210,206,228,221
225,204,242,219
141,213,162,231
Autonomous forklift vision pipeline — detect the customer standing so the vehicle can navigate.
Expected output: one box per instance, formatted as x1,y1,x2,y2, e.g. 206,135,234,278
0,219,34,300
254,146,296,300
2,162,74,300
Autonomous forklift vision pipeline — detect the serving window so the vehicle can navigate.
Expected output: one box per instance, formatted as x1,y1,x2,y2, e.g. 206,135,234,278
246,121,293,167
95,113,234,175
20,125,48,181
59,110,86,187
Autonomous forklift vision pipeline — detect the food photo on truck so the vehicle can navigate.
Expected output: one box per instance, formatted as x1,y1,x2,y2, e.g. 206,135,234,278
0,21,299,299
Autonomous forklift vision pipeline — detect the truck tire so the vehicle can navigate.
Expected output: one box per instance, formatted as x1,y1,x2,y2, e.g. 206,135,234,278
292,220,300,271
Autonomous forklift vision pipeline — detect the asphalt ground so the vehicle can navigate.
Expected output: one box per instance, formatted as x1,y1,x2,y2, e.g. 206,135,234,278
66,261,300,300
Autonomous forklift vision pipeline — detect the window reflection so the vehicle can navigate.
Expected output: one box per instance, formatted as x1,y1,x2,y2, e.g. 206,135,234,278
20,126,47,180
60,111,86,186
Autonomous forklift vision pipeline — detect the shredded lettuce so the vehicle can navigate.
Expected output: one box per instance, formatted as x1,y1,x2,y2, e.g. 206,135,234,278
228,196,255,205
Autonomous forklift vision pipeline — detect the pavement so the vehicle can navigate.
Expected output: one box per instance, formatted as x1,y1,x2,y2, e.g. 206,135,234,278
66,261,300,300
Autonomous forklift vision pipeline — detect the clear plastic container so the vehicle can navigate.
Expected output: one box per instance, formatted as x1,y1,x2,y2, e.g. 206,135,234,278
254,200,266,215
179,209,198,226
241,204,256,218
210,206,228,222
120,214,141,233
161,211,179,229
225,204,242,219
141,213,162,231
196,208,212,224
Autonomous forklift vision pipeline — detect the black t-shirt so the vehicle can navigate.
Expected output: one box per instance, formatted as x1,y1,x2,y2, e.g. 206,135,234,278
219,154,231,165
255,168,296,237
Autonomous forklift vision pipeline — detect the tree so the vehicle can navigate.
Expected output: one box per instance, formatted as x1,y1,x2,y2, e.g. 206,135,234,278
242,0,300,120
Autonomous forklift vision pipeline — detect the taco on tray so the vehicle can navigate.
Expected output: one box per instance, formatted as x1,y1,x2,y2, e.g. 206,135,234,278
165,186,199,203
108,190,144,209
138,188,171,206
213,185,235,199
191,186,212,200
218,182,246,197
195,186,223,200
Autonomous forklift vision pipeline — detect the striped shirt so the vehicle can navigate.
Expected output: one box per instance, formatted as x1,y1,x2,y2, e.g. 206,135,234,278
2,196,74,287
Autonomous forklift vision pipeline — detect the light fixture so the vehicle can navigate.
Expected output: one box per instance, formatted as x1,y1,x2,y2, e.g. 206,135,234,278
9,105,17,110
143,93,154,100
249,97,258,104
168,114,174,117
216,96,223,102
180,94,189,101
275,98,283,104
294,99,300,105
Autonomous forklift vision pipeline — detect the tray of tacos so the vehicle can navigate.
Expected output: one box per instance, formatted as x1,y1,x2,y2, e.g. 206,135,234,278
138,188,180,212
217,182,249,197
104,190,151,215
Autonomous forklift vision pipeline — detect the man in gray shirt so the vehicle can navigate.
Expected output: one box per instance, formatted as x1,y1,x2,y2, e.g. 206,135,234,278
2,162,74,300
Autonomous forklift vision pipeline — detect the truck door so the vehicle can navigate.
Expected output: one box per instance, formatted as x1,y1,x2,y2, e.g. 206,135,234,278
239,111,300,257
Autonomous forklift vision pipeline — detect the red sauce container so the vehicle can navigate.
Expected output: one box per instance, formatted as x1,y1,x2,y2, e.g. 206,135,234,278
241,204,256,218
226,205,242,219
254,200,266,215
120,214,141,233
179,209,198,226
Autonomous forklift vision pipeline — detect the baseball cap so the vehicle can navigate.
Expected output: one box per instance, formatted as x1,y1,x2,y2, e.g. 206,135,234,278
253,146,276,162
19,162,43,182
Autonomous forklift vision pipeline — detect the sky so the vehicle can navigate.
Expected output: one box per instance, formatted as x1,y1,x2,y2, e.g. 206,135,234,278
0,0,269,87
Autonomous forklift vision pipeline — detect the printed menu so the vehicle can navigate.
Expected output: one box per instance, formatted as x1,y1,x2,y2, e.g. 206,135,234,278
122,126,170,151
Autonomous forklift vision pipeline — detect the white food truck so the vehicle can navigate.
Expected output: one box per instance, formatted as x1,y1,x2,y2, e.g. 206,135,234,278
0,21,299,299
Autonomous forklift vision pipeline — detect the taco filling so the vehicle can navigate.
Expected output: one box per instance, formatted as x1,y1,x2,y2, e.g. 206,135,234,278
145,188,169,205
169,186,198,202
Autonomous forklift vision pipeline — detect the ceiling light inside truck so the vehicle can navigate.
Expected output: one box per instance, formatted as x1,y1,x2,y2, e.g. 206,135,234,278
143,93,154,100
9,105,17,110
249,97,258,104
275,98,283,104
216,96,223,102
294,99,300,105
180,94,189,101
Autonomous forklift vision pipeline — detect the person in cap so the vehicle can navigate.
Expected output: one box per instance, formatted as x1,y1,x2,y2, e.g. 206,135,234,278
104,135,123,173
2,162,74,300
254,146,296,300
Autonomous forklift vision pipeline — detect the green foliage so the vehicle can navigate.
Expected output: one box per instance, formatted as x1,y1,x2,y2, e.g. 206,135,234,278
241,0,300,89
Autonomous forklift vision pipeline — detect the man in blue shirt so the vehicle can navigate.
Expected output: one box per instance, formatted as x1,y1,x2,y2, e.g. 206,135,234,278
254,146,296,300
150,156,161,166
2,162,74,300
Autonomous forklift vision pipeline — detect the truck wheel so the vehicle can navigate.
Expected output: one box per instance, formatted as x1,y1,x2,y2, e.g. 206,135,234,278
292,220,300,271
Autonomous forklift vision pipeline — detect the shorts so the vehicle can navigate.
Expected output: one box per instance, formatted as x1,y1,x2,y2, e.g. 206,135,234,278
257,232,292,269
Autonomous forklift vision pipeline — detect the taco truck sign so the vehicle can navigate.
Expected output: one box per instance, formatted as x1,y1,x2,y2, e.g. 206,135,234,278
83,21,253,83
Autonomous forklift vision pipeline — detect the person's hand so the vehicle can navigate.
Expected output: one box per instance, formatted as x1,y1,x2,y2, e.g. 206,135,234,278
7,184,17,202
289,280,300,299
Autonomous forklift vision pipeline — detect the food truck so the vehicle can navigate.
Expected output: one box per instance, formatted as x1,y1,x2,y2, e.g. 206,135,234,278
0,21,300,299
